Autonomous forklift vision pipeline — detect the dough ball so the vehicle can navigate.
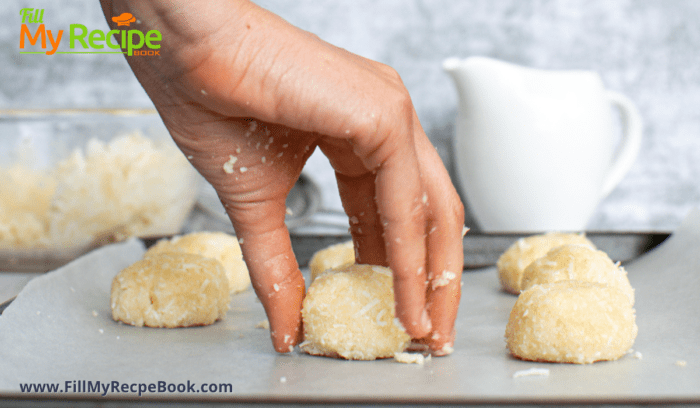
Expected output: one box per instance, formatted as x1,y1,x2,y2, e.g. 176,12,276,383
309,240,355,281
505,281,637,364
111,252,230,328
145,232,250,293
521,244,634,305
496,232,594,294
300,264,410,360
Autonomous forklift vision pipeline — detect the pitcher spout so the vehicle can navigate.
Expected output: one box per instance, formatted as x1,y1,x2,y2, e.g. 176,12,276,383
442,57,464,74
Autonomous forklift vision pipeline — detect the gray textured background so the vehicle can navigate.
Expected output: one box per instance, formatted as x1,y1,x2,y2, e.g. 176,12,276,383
3,0,699,231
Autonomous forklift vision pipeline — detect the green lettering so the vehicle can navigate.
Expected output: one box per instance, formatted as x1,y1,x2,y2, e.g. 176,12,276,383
69,24,88,48
106,29,121,49
34,9,44,24
88,29,105,49
145,30,161,49
19,8,33,24
127,30,144,56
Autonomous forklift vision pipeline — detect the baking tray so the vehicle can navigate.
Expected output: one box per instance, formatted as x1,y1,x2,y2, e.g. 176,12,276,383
0,231,669,314
0,231,668,300
0,210,698,405
1,231,670,273
284,231,670,270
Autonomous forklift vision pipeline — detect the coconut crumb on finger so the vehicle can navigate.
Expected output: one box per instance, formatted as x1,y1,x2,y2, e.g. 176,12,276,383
431,271,457,289
223,155,238,173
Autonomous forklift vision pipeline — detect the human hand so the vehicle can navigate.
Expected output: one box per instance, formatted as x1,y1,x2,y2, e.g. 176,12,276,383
101,0,465,355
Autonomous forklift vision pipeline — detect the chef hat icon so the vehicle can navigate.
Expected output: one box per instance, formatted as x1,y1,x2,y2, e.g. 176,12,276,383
112,12,136,27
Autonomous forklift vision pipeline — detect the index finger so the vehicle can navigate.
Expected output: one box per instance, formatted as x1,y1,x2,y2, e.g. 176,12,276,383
232,207,305,353
168,122,307,354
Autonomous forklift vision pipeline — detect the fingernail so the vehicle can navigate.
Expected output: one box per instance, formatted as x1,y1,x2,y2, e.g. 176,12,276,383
421,309,432,333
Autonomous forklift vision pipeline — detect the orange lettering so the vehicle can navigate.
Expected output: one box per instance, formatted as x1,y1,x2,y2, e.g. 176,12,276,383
45,29,63,55
20,24,46,49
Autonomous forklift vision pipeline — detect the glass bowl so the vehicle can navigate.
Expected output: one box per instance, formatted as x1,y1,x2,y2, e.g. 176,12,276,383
0,108,199,271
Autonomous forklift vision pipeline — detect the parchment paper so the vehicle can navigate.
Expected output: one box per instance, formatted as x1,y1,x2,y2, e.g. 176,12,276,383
1,210,699,404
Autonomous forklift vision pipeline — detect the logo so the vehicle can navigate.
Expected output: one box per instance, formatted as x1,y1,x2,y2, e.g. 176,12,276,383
112,13,136,27
19,8,161,56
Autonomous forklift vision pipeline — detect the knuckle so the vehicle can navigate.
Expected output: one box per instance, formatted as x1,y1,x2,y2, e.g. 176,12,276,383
448,192,466,228
377,63,404,85
431,187,465,233
349,84,414,170
387,86,413,116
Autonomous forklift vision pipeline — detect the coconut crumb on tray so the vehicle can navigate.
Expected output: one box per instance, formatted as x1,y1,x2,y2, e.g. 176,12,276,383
394,352,431,365
512,368,550,378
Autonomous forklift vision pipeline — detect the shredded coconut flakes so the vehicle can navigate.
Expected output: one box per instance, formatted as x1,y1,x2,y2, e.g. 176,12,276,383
394,352,426,365
222,155,238,173
513,368,550,378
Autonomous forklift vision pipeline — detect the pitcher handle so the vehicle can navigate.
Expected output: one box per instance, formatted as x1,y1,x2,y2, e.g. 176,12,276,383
600,91,643,198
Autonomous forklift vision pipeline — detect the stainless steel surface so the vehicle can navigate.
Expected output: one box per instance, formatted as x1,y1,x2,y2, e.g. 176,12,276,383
0,231,668,274
197,172,338,229
197,172,348,232
287,232,669,270
460,232,669,268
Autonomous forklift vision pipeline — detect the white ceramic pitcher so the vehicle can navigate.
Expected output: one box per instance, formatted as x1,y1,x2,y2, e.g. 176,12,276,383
443,56,642,232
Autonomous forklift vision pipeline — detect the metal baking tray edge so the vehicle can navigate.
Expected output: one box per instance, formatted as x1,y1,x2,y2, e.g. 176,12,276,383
284,231,669,269
0,231,669,315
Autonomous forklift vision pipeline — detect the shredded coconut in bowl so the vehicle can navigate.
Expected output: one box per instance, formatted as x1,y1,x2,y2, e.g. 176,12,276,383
0,132,198,250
